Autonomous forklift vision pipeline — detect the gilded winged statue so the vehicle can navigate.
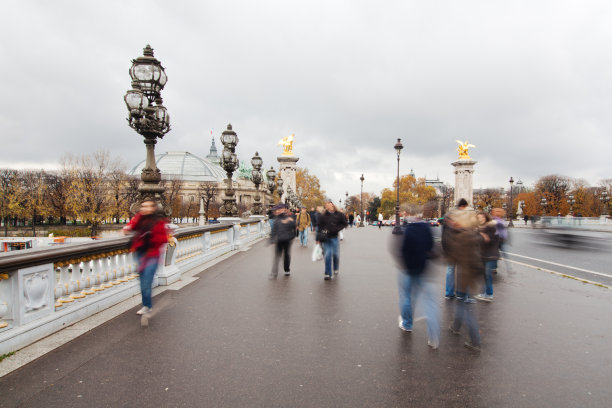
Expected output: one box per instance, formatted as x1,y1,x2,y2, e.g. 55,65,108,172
278,134,295,156
456,140,476,160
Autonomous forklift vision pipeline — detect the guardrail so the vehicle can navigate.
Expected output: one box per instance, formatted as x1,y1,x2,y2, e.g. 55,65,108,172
0,219,268,355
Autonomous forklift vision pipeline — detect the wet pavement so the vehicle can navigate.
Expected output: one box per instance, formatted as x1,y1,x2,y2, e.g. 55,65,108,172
1,226,610,407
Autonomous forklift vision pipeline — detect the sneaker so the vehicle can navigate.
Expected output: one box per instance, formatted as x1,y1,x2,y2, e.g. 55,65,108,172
333,270,339,275
324,275,331,280
475,294,493,302
449,326,461,335
445,295,455,300
136,306,151,315
398,316,412,332
284,271,290,276
464,341,481,352
464,297,477,304
428,340,439,349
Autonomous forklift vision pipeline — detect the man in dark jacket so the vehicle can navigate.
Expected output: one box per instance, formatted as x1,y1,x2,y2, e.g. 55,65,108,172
397,215,440,349
270,203,296,278
316,201,348,280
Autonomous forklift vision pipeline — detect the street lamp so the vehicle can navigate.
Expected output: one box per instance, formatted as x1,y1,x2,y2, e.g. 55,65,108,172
359,174,365,227
567,194,575,216
345,191,349,212
219,124,239,217
266,167,277,198
508,177,514,227
251,152,264,215
540,197,548,216
277,176,284,203
600,190,609,216
392,138,403,235
124,45,171,210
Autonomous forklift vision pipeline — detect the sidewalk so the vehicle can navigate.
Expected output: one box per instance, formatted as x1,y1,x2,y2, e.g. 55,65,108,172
0,227,610,407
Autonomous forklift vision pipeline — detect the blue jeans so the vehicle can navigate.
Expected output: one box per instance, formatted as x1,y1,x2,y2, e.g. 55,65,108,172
299,229,308,246
446,264,467,298
137,253,159,308
483,260,497,296
398,272,440,344
452,297,481,345
323,237,339,276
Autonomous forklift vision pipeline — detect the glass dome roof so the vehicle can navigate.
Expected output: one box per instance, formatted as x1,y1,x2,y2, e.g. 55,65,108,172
128,151,227,182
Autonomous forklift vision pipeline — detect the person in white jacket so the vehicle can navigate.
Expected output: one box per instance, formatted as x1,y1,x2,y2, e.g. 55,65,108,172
378,213,384,229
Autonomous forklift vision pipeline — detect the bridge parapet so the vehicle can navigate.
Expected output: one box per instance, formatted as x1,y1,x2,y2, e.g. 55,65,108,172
0,219,269,355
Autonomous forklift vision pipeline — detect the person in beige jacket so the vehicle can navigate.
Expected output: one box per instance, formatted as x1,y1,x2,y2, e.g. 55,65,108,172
296,207,311,247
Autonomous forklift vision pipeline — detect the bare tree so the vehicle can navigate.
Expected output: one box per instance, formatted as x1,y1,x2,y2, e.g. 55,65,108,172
197,182,218,221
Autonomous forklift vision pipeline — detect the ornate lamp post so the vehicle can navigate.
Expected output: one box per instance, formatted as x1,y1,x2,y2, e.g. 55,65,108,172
266,167,277,196
600,190,609,216
359,174,365,227
277,177,284,203
567,194,575,216
124,45,171,209
540,197,548,216
508,177,514,227
392,139,403,235
345,191,349,212
219,124,239,218
250,152,264,215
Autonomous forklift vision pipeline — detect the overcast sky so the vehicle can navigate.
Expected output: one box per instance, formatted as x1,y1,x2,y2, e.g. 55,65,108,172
1,0,611,201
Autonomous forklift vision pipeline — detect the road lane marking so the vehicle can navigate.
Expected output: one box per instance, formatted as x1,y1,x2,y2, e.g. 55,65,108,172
503,258,609,289
503,251,612,279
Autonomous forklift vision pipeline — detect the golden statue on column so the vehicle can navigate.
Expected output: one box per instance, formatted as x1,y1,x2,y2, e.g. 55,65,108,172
456,140,476,160
278,134,295,156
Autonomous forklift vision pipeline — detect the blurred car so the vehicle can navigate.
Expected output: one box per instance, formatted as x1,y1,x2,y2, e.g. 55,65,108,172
428,219,440,227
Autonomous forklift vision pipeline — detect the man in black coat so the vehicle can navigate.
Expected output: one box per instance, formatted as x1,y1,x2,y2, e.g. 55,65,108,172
316,201,348,280
270,203,296,278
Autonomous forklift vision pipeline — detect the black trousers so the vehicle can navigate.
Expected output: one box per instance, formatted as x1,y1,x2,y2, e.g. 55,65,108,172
272,240,292,275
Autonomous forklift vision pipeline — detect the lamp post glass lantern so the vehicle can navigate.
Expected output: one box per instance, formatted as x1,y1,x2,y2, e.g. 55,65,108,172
219,124,239,217
508,177,514,227
250,152,264,215
600,190,609,216
359,174,365,227
392,138,403,235
124,45,171,211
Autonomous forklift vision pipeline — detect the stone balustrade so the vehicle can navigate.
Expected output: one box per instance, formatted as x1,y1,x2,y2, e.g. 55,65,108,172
0,219,268,355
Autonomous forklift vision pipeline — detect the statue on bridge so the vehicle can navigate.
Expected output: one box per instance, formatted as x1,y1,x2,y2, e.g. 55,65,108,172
455,140,476,160
278,134,295,156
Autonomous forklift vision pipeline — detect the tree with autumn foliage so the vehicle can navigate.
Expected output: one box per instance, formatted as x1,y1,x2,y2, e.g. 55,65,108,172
295,168,326,209
378,175,437,218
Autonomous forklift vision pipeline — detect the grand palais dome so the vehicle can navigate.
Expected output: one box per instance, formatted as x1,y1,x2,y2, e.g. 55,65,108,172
128,151,227,183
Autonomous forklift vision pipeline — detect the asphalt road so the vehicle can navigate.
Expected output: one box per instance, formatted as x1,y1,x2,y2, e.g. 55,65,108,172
1,226,610,407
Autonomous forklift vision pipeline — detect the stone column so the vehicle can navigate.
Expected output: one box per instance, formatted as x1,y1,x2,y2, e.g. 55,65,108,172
198,197,205,226
451,159,477,207
277,156,299,204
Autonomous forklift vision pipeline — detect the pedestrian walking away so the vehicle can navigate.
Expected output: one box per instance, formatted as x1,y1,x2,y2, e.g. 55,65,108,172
123,199,169,318
296,206,311,247
309,207,318,232
316,201,348,280
397,212,440,349
442,199,471,300
443,198,483,351
269,203,296,278
378,212,384,229
475,211,499,302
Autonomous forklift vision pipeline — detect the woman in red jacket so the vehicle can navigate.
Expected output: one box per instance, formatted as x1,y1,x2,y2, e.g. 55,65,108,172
124,199,168,315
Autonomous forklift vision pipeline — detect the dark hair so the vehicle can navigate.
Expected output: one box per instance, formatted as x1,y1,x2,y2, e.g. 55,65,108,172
457,198,468,207
477,211,491,222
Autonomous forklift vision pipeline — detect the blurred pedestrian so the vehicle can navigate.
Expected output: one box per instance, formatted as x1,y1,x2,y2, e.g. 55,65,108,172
316,201,348,280
397,212,440,349
124,199,169,316
378,212,384,229
444,198,483,351
348,213,354,227
309,207,318,231
267,204,276,233
442,199,470,300
474,211,499,302
270,203,296,278
296,206,311,247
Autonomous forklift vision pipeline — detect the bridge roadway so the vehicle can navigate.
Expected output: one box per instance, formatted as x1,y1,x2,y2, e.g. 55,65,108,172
1,226,610,407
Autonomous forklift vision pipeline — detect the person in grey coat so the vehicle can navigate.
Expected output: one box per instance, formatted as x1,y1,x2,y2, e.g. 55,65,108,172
269,203,296,278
